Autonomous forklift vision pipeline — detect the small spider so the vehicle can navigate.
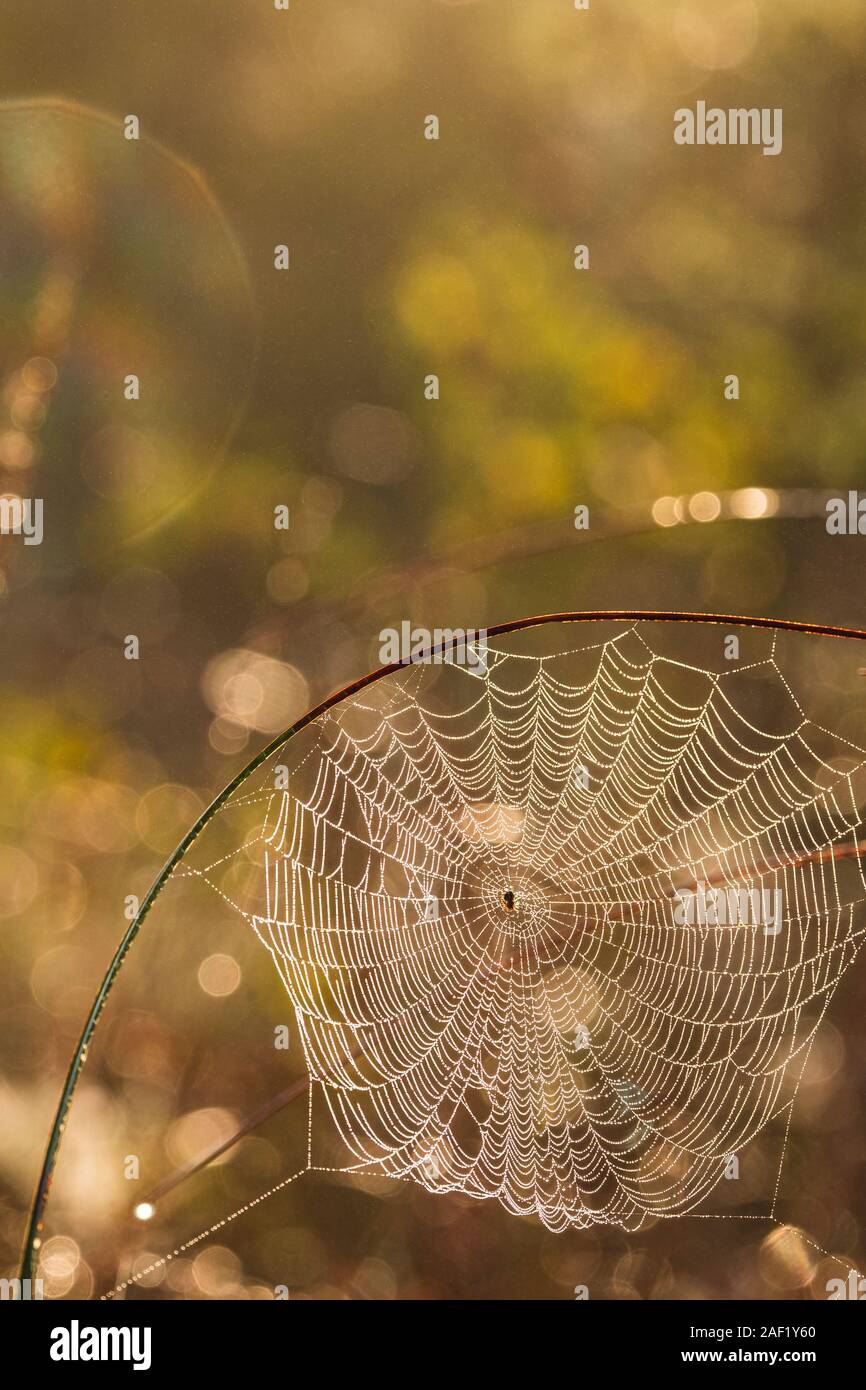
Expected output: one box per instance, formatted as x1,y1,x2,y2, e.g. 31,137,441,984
500,889,518,913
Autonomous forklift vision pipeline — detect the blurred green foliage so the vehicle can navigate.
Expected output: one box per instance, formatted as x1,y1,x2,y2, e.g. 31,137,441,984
1,0,866,1299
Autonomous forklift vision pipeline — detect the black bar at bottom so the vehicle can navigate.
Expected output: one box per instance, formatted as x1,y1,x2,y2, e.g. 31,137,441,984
2,1295,860,1377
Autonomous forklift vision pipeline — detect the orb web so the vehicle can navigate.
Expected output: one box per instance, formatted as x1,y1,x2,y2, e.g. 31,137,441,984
178,624,866,1234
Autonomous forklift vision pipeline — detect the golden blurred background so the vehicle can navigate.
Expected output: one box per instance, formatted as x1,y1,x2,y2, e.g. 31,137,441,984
2,0,866,1298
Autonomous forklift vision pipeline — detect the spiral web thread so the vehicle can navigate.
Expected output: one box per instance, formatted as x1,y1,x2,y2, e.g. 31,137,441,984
188,625,865,1237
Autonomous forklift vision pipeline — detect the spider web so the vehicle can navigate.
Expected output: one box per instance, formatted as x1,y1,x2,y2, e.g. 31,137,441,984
190,625,866,1236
